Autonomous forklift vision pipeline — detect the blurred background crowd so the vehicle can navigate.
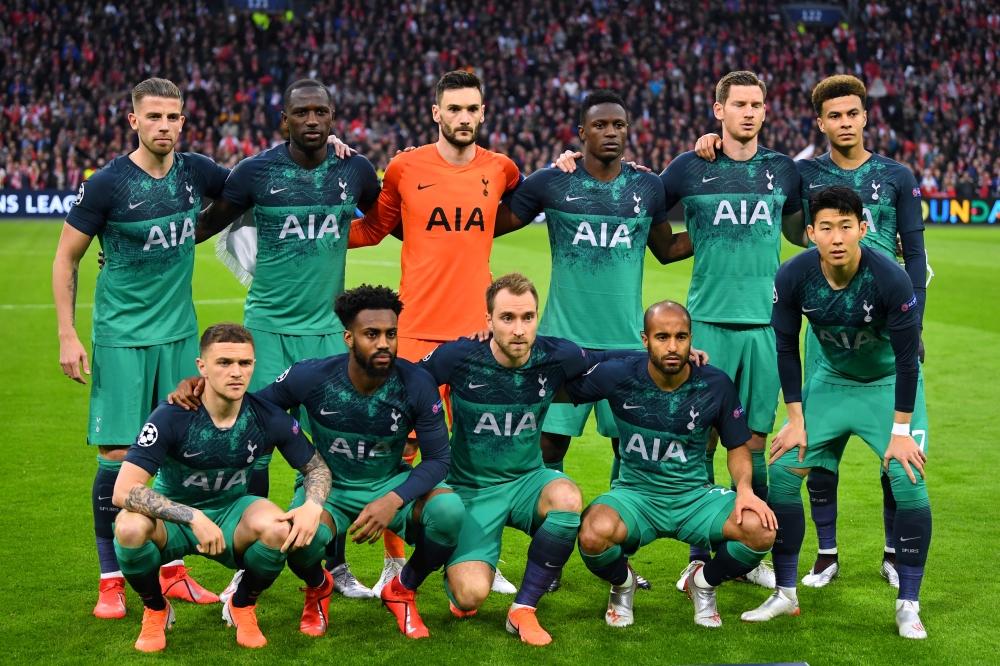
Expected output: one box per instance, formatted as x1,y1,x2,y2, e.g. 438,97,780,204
1,0,997,198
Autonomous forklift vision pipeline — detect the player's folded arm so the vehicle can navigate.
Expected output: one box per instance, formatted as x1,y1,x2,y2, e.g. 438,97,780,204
390,367,452,505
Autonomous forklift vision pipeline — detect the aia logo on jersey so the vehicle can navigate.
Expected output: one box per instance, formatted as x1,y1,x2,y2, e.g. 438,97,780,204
426,207,485,232
733,405,745,419
901,295,918,312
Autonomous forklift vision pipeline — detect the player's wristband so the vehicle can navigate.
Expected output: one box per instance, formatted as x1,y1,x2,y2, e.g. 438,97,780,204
891,422,910,437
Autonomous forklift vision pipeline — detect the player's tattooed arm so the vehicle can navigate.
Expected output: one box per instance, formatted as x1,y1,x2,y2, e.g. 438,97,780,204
125,485,196,524
195,198,248,243
781,211,809,247
299,451,332,506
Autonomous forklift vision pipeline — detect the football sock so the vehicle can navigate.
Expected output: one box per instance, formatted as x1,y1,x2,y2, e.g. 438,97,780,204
399,492,464,591
807,468,839,551
544,460,565,472
893,503,932,602
287,523,333,588
881,472,897,551
690,545,712,562
94,457,122,575
514,510,580,607
234,542,286,607
247,467,269,498
702,540,768,587
750,448,769,502
579,543,629,586
115,540,165,610
768,465,807,590
324,531,348,571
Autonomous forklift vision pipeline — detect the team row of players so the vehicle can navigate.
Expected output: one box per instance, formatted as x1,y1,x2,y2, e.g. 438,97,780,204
53,70,930,650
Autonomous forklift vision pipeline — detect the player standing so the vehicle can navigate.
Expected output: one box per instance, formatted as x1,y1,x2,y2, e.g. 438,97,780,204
112,324,332,651
347,71,523,594
194,79,381,598
658,71,804,590
571,301,775,628
54,78,224,618
693,75,929,588
746,186,930,639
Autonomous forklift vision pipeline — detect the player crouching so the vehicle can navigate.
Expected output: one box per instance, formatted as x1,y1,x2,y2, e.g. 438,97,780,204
111,324,332,651
572,302,777,628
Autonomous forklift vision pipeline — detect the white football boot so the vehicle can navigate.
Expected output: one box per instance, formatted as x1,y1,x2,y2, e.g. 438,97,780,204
330,563,375,599
675,560,705,592
881,556,900,588
219,569,243,619
896,599,927,639
605,565,638,628
684,564,722,628
371,558,404,598
802,557,840,588
491,563,518,595
741,587,800,622
740,560,776,589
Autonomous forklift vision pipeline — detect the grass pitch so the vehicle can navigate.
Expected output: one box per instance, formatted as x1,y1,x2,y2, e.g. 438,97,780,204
0,221,998,665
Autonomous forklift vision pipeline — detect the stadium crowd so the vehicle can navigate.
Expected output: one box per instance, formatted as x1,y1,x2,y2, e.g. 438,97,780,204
1,0,998,198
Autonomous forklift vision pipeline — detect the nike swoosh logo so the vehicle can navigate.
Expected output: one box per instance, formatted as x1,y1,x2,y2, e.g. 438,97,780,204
582,363,600,376
417,183,435,190
128,201,145,209
566,195,583,201
544,562,561,568
899,536,920,542
182,451,203,458
702,176,718,183
623,403,641,410
809,183,824,189
98,496,113,500
320,409,339,415
468,383,486,389
270,187,288,194
802,307,819,313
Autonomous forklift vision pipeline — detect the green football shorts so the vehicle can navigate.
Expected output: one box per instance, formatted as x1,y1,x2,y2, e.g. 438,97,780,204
542,400,619,438
691,321,779,434
289,464,449,544
447,467,567,568
247,328,348,469
777,375,930,479
590,482,736,553
88,335,199,446
159,495,264,570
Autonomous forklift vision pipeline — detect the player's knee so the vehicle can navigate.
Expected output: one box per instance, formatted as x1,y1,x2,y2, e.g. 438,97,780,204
114,511,153,547
577,522,612,555
547,480,583,513
258,518,291,549
737,511,774,551
449,574,490,610
422,492,465,542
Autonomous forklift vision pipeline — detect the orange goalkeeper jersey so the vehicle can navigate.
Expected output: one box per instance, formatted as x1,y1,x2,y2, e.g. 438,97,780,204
349,144,522,341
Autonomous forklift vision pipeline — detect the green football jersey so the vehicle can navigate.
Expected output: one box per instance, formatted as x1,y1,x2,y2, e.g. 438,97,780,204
564,357,751,493
65,153,229,346
124,395,315,510
222,145,381,335
798,152,924,260
660,148,802,325
507,163,669,349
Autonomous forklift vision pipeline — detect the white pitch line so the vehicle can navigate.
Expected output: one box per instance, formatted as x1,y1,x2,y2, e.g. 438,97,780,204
0,298,246,310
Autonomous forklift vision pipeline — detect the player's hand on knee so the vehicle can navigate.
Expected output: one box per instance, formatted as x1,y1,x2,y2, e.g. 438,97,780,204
59,334,90,384
191,511,225,556
326,134,357,159
551,150,582,172
884,434,927,484
735,488,778,532
466,327,492,342
695,134,722,161
350,492,404,544
689,347,709,366
278,501,324,552
769,421,807,465
168,376,205,410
